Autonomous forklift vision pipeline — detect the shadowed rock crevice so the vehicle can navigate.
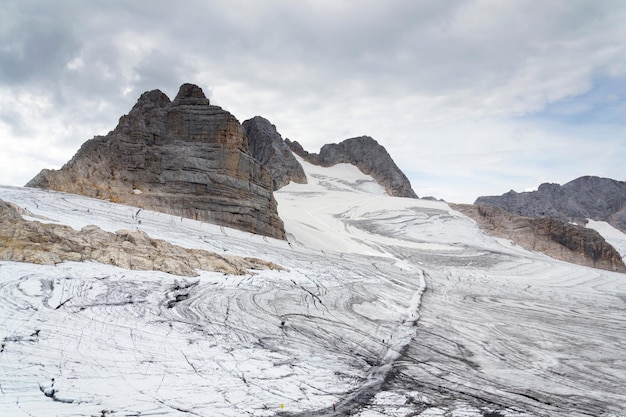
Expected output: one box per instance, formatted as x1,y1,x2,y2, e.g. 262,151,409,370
242,116,307,190
0,199,284,277
26,83,285,240
286,136,417,198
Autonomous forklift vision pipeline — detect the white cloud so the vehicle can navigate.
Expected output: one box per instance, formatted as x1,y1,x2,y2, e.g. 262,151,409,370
0,0,625,202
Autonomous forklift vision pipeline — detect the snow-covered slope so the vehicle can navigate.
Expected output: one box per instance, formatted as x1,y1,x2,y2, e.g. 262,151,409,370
587,219,626,261
0,159,624,417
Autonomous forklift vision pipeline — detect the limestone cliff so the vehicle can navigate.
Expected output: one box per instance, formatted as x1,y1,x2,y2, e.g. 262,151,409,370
242,116,307,190
286,136,417,198
26,84,285,239
453,203,626,273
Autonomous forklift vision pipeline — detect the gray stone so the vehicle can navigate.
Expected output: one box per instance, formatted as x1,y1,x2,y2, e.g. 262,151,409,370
475,176,626,232
243,116,307,190
286,136,417,198
172,83,210,106
453,203,626,273
26,84,285,239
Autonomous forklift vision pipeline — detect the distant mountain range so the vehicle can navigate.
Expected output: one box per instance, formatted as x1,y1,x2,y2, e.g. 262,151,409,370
475,176,626,233
460,177,626,272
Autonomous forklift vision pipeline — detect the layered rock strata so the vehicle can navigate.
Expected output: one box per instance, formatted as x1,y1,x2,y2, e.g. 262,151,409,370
453,203,626,273
286,136,417,198
242,116,307,190
0,199,283,277
475,176,626,232
27,84,285,239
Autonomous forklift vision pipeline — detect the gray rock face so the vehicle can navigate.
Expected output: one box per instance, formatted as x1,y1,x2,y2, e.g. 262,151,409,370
286,136,417,198
242,116,307,190
26,84,286,240
453,203,626,273
475,176,626,232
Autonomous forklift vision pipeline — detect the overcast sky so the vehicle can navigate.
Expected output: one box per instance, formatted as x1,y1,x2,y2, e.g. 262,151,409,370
1,0,625,203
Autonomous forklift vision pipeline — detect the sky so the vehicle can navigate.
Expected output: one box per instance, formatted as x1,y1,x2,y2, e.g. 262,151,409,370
1,0,625,203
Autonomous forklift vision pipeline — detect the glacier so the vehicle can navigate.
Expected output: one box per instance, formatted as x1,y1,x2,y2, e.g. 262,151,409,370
0,157,624,417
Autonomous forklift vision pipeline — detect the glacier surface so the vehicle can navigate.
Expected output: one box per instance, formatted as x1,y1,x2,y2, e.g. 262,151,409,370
0,159,624,416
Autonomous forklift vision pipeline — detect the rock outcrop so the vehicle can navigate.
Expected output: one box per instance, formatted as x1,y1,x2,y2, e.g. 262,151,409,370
0,199,284,277
242,116,307,190
26,84,285,239
286,136,418,198
475,176,626,232
453,203,626,273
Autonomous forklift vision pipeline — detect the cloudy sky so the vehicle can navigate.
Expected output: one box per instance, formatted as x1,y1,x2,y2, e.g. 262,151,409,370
1,0,625,203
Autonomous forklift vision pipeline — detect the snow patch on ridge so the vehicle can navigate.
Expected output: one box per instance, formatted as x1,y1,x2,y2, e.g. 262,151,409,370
586,219,626,260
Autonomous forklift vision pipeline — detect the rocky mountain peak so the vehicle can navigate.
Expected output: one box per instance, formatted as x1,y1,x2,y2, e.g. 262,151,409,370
286,136,418,198
26,83,285,240
466,175,626,272
475,175,626,232
242,116,307,190
129,89,171,114
172,83,210,106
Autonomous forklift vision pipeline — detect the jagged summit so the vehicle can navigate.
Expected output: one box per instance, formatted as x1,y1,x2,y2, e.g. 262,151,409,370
286,136,418,198
453,203,626,273
475,175,626,232
130,89,171,113
26,83,285,239
243,116,307,190
172,83,210,106
460,175,626,272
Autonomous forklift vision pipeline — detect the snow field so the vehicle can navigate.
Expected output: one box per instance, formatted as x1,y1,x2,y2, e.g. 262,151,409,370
0,157,625,416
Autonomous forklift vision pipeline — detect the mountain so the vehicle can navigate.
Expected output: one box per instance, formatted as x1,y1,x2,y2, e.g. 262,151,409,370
475,176,626,232
242,116,307,190
468,176,626,270
26,84,285,240
1,158,625,416
286,136,418,198
453,203,626,272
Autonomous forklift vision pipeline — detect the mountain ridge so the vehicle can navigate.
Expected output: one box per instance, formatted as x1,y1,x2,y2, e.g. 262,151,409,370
242,116,307,190
475,175,626,232
286,136,418,198
20,84,624,273
453,203,626,272
25,84,419,240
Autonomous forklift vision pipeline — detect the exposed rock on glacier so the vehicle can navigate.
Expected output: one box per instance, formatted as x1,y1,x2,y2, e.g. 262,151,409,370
475,175,626,233
26,83,286,239
286,136,418,198
0,199,282,276
453,203,626,273
242,116,307,190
